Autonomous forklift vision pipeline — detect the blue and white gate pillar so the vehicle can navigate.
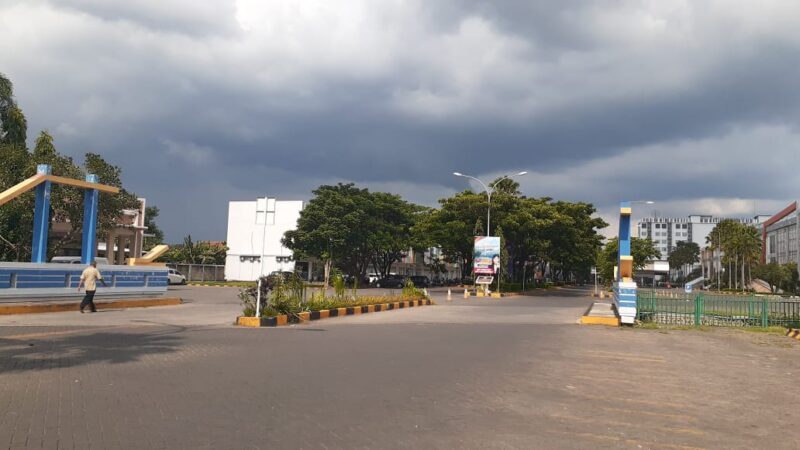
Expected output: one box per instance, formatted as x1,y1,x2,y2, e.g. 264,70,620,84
31,164,53,263
81,174,100,265
614,201,638,324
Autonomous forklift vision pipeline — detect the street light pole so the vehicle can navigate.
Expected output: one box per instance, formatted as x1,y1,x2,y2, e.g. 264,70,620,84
453,171,528,296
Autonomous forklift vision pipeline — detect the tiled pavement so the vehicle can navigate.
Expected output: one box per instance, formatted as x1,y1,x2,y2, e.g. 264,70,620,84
1,287,799,449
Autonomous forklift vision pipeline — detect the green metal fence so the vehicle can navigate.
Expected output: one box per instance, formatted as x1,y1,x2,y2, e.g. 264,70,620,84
637,290,800,327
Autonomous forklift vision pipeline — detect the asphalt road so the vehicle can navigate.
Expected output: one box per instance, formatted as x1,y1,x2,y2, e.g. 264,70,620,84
1,286,799,449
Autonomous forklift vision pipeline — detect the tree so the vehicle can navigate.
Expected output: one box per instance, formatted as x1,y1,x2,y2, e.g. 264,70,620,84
752,263,789,293
707,221,761,290
160,235,227,265
364,191,421,278
0,73,27,147
495,225,510,281
0,74,140,262
419,179,606,283
413,190,490,279
596,237,661,283
667,241,700,282
282,183,422,286
143,206,165,251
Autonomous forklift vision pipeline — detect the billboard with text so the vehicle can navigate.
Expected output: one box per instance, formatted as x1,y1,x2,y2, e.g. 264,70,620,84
473,236,500,275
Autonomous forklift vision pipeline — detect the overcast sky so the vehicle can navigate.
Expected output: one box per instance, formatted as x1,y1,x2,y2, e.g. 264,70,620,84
2,0,800,241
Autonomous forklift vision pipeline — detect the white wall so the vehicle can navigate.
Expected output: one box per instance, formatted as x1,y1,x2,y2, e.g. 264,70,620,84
224,198,303,281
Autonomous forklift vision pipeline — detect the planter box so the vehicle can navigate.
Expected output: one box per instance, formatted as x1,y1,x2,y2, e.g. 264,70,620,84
236,315,289,327
235,298,433,327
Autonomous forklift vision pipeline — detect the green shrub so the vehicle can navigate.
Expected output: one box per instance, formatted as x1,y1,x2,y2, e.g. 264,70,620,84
239,289,256,317
239,271,427,319
331,269,346,298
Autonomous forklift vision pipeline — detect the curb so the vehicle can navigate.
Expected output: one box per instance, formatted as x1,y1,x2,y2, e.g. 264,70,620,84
186,284,236,288
465,292,516,298
579,303,621,327
786,328,800,341
236,298,433,327
0,297,183,315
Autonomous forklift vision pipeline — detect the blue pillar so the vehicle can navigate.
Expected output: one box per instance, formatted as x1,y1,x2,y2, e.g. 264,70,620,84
31,164,53,263
81,174,100,265
615,200,637,324
617,201,632,278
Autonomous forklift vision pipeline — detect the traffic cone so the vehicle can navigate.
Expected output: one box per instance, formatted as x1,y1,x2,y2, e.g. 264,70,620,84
447,288,452,301
463,288,469,298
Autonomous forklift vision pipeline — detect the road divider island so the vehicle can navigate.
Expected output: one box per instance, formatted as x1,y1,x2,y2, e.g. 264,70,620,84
235,273,432,327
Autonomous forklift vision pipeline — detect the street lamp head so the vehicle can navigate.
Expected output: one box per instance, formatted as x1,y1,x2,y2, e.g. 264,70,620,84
516,171,528,176
453,172,463,177
645,201,655,205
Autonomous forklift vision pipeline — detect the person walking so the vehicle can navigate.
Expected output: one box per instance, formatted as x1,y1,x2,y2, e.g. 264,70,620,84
77,260,108,313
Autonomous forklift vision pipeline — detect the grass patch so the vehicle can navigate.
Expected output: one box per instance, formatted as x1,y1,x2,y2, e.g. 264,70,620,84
635,322,790,335
635,323,712,332
739,326,790,336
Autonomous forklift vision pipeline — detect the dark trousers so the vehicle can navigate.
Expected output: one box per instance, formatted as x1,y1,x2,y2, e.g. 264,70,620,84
80,290,97,312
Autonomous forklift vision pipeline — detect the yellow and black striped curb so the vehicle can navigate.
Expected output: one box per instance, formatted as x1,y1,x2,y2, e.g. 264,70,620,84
786,329,800,341
0,297,183,315
236,298,433,327
186,283,239,288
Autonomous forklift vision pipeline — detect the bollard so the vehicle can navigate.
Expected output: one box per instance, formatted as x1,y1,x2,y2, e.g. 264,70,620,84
447,288,452,301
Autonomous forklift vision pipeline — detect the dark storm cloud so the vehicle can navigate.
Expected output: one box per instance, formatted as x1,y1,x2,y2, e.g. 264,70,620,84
2,1,800,240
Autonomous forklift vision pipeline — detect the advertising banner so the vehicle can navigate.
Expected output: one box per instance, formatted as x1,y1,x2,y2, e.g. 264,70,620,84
473,236,501,275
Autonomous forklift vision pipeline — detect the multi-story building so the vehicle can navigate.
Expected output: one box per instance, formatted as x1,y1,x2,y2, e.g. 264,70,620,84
762,202,799,266
638,214,771,258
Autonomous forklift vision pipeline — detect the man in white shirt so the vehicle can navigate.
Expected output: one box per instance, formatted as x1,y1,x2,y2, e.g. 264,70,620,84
77,260,108,313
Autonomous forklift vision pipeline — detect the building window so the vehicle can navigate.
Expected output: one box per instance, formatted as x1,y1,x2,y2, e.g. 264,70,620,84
255,197,267,224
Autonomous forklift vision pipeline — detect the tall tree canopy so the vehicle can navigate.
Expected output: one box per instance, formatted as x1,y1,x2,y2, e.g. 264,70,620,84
707,220,762,290
282,183,423,284
0,73,27,147
667,240,700,281
0,74,140,261
418,178,607,282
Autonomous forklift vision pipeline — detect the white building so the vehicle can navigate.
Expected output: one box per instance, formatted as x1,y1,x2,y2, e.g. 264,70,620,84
225,197,304,281
635,214,770,285
637,214,770,258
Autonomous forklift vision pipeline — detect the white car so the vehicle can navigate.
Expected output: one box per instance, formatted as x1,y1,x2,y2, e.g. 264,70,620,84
168,269,187,285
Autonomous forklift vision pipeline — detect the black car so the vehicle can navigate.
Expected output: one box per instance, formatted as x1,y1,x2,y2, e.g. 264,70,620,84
409,275,430,288
374,275,405,288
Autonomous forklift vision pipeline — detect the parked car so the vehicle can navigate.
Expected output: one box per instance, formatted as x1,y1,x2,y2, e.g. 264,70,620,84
51,256,110,265
374,275,406,289
168,268,187,285
409,275,430,288
269,271,295,282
